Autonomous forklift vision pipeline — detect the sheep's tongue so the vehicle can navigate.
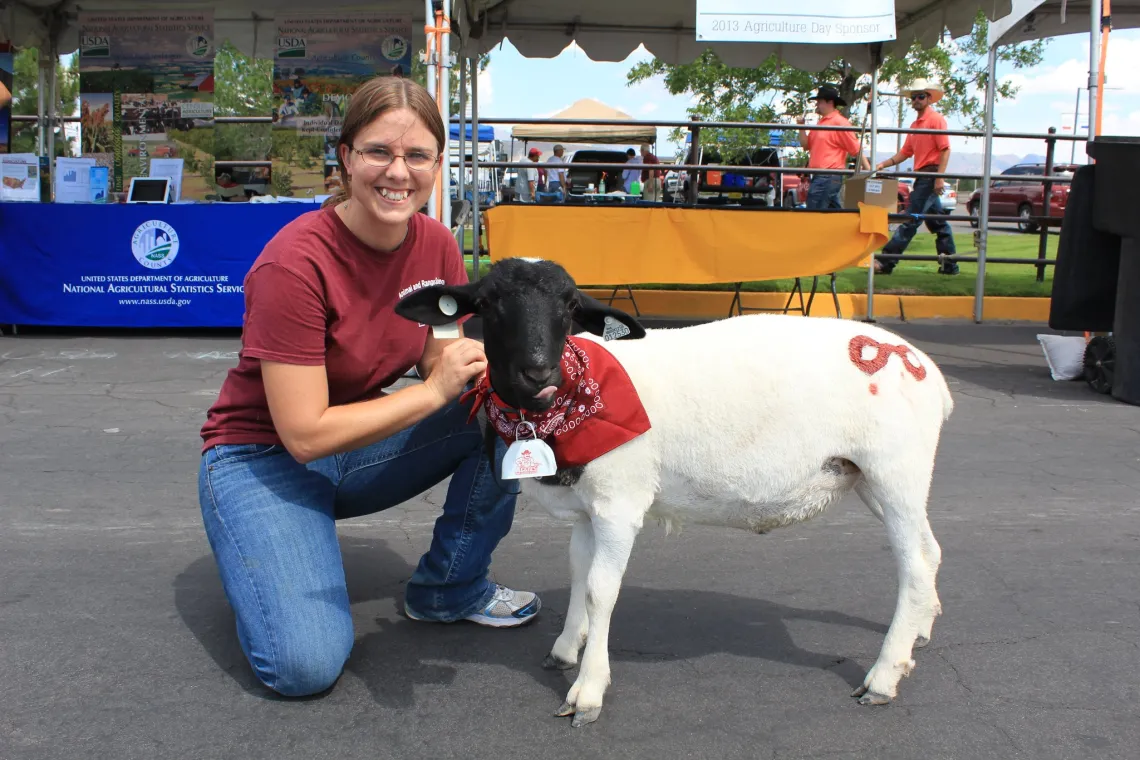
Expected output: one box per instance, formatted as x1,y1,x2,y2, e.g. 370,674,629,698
535,386,558,401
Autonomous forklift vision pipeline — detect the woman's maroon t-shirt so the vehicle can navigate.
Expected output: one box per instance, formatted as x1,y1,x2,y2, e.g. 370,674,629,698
199,205,467,452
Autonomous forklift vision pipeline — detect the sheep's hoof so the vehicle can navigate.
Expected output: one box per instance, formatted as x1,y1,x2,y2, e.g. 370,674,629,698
572,707,602,727
914,635,931,649
542,653,577,671
851,684,892,706
554,701,576,717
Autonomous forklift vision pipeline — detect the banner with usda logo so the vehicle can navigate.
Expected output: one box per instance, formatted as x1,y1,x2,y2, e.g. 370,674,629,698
77,12,216,199
272,13,413,199
0,203,315,328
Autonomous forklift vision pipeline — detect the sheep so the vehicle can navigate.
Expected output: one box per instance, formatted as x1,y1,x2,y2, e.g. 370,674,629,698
395,257,954,728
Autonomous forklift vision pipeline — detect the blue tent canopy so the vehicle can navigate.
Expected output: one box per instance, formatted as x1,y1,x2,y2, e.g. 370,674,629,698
449,123,496,142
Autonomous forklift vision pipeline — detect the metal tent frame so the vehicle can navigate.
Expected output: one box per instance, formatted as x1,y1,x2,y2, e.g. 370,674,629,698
974,0,1140,321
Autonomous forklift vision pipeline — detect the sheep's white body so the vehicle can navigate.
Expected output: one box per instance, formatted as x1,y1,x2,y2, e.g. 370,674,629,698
523,313,954,726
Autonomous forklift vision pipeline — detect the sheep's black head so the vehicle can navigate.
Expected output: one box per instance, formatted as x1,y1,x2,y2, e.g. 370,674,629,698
394,257,645,412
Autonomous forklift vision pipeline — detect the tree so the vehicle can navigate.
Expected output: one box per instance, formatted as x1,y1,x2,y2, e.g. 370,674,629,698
9,48,79,156
214,40,274,117
627,10,1046,153
212,40,273,162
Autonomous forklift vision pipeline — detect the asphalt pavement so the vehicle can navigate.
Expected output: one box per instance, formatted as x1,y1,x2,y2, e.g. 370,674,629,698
1,321,1137,760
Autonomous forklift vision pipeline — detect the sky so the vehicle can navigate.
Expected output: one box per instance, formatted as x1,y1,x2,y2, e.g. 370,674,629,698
465,26,1140,164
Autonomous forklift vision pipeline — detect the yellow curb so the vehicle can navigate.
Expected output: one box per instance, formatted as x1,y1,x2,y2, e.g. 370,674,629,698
581,290,1050,322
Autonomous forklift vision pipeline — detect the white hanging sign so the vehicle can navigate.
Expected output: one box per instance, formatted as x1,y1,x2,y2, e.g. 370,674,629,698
695,0,896,44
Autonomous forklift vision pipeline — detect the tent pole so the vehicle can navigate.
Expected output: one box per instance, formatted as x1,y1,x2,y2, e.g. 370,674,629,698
425,0,438,220
47,42,58,163
36,53,46,156
439,0,452,229
471,51,482,280
866,64,879,322
458,55,467,207
1095,0,1111,137
974,44,999,323
1088,0,1102,149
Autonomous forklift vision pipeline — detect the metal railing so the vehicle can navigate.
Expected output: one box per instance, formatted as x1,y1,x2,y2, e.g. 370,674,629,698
450,115,1084,295
12,110,1082,317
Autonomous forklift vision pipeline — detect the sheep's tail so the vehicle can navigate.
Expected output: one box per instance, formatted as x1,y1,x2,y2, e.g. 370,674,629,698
919,348,954,421
939,375,955,421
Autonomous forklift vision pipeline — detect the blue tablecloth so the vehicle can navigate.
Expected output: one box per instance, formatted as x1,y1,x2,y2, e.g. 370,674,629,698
0,202,319,327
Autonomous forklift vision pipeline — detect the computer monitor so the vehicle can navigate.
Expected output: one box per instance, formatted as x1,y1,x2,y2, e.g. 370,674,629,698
127,177,171,204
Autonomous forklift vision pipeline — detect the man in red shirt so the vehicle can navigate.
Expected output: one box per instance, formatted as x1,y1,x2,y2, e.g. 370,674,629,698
797,85,869,209
874,79,959,275
639,143,662,201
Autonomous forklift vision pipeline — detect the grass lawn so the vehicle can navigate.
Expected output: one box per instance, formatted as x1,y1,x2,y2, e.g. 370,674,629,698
463,231,1058,298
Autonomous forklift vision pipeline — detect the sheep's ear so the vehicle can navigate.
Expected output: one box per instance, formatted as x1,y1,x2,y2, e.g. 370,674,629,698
573,291,646,340
394,281,482,326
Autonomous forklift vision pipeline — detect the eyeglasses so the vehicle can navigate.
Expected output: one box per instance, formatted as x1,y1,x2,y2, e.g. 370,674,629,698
911,92,929,101
350,146,440,172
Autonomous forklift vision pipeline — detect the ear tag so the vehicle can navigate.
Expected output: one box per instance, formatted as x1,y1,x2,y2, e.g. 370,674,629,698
502,421,557,480
432,295,460,339
602,315,631,341
433,322,460,339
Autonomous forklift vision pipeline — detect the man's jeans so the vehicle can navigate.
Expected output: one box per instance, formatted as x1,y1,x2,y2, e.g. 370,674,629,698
806,174,843,210
879,175,957,273
197,397,520,697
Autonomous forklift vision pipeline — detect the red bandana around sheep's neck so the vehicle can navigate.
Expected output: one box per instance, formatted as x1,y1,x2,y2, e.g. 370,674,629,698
461,336,652,471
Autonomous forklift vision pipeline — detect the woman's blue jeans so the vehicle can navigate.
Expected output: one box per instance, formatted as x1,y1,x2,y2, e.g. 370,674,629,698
196,396,520,697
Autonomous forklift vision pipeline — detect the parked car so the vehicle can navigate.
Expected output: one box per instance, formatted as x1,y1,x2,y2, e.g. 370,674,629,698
939,181,958,212
967,162,1077,232
566,149,632,195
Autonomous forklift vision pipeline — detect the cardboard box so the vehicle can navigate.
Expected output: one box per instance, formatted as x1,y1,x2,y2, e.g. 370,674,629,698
842,173,899,210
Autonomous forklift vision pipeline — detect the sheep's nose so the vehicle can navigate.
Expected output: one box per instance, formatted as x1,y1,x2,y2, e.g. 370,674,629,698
522,366,557,386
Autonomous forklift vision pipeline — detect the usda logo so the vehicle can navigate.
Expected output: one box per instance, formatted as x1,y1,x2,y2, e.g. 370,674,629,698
81,35,110,58
278,37,307,58
131,220,180,270
381,35,408,61
186,34,213,58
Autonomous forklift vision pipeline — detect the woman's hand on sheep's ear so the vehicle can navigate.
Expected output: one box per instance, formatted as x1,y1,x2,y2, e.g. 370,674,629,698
423,338,488,405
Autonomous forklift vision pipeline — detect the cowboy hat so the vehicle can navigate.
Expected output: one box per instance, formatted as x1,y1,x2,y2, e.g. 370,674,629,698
807,84,847,107
903,79,944,104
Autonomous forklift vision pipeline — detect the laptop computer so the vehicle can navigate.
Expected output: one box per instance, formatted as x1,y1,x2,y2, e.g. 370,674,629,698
126,176,171,204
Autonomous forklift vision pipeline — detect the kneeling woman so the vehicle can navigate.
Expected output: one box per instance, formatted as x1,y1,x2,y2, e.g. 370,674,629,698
197,76,538,698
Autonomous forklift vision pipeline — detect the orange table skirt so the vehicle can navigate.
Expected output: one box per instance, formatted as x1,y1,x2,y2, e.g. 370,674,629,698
484,203,889,285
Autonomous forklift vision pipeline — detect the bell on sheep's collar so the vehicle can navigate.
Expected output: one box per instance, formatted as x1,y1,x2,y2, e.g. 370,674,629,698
460,337,652,469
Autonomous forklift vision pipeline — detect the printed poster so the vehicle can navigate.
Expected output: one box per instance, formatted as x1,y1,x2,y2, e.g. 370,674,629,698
78,12,216,199
272,13,413,197
0,43,13,154
1,154,40,202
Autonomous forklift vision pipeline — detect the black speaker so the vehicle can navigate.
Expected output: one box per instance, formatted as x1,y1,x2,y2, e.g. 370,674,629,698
1048,165,1121,332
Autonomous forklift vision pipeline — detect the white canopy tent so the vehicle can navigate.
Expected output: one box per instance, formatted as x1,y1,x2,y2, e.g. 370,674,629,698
449,0,1013,71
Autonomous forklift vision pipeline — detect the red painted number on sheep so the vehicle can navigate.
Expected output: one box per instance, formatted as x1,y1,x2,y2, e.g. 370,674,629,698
849,335,927,381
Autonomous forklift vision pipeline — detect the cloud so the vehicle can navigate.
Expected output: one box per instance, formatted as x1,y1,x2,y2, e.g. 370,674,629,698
1004,36,1140,96
639,102,660,114
476,61,494,106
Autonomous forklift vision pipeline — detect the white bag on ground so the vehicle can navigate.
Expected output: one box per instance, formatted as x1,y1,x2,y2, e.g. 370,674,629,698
1037,334,1088,381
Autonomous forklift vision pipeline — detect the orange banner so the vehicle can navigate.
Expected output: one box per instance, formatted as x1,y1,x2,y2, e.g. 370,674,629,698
485,204,889,285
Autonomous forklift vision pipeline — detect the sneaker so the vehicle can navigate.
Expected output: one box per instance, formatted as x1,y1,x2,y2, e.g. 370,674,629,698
405,584,541,628
465,585,541,628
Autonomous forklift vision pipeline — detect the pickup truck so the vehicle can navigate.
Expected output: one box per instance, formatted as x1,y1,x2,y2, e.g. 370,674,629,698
967,162,1077,232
